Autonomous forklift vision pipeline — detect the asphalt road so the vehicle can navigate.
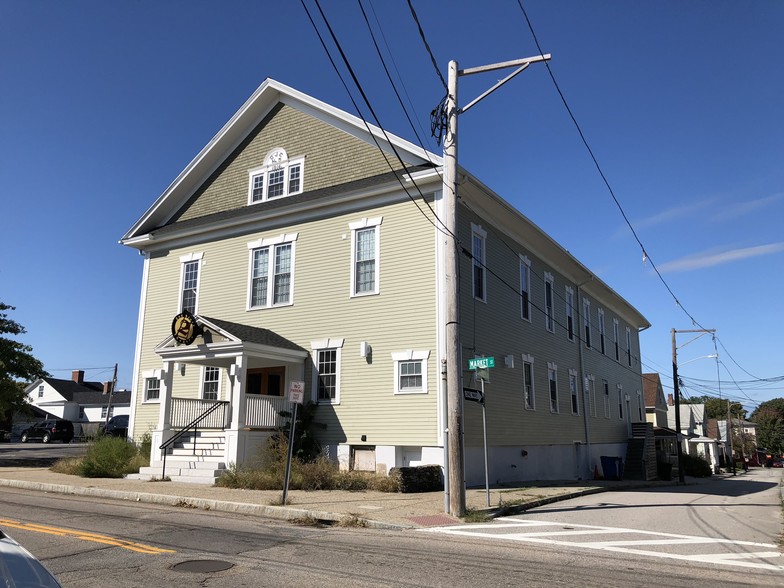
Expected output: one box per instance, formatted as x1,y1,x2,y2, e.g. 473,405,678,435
2,473,782,588
0,441,87,467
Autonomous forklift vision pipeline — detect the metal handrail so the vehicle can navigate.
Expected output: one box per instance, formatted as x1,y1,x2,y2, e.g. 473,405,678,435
159,400,228,480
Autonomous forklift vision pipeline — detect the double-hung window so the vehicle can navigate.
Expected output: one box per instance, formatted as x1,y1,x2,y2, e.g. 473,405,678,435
618,384,624,419
522,354,535,410
583,298,592,348
587,375,596,417
248,148,304,203
202,367,220,400
569,369,579,415
38,385,44,398
565,287,575,341
471,223,487,302
637,390,643,421
613,318,620,361
548,362,558,413
144,377,160,402
519,255,531,321
626,326,633,366
350,217,382,296
392,350,430,394
248,234,297,308
311,339,343,404
598,309,606,354
544,272,555,332
602,379,610,418
101,406,114,419
179,252,203,314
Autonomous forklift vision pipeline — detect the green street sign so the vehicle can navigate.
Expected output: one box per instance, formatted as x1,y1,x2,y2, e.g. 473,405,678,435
468,357,495,370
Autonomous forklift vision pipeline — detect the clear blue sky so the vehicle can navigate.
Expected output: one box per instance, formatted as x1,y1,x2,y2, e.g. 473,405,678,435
2,1,782,413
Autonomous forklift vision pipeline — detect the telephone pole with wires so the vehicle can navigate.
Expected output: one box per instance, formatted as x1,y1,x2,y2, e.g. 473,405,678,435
438,53,550,517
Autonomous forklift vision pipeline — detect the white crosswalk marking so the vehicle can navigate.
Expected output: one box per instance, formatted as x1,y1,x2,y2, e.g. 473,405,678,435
420,518,784,572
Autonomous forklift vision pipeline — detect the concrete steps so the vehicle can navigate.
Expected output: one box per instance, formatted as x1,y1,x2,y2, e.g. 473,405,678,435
126,430,228,484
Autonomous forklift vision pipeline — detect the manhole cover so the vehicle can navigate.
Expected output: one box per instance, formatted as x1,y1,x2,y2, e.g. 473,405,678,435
171,560,234,573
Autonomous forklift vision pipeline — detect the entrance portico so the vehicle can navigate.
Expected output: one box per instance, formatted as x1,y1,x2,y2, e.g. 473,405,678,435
149,315,309,472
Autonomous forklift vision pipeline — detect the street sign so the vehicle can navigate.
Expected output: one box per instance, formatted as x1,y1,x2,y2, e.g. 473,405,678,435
468,357,495,370
463,387,484,404
288,380,305,404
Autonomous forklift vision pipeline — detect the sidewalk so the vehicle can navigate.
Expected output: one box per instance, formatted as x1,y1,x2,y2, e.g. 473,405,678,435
0,467,677,530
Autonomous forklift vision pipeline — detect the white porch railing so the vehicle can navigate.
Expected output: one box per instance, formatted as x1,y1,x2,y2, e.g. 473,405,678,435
245,395,292,429
170,398,229,429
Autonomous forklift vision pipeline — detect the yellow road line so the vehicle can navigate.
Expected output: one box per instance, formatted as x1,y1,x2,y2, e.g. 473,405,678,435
0,518,175,554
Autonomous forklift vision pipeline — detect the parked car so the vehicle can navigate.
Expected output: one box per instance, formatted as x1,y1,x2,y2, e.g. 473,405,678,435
20,420,74,444
99,414,128,438
0,430,10,442
0,528,63,587
772,460,783,468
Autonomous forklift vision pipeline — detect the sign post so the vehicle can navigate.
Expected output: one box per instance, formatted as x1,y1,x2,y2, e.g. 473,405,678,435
468,357,494,507
282,381,305,505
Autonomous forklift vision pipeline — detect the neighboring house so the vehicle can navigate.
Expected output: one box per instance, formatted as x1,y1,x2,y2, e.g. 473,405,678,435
667,396,719,472
120,79,650,485
23,370,131,438
717,418,758,458
642,373,677,466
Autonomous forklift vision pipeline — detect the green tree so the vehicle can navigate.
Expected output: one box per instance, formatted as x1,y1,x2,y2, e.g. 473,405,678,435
751,399,784,454
751,398,784,421
0,303,49,419
683,395,745,420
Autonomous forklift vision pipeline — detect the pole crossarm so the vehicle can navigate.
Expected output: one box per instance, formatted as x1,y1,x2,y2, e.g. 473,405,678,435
458,54,551,115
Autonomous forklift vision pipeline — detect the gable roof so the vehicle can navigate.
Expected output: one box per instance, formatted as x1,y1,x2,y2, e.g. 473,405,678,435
642,373,664,407
36,377,131,406
121,78,440,245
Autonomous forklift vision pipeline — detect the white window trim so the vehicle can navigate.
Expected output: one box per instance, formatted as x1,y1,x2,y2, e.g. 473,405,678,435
201,366,222,401
349,217,382,297
626,326,633,367
587,375,597,417
391,350,430,395
613,318,620,361
569,369,580,416
603,379,610,418
142,369,163,404
582,298,592,349
247,233,299,310
471,223,487,303
598,308,606,355
311,338,344,405
179,252,204,314
637,389,643,421
548,361,559,413
565,286,575,342
617,384,624,420
247,150,305,204
544,272,555,333
519,255,531,322
522,353,535,411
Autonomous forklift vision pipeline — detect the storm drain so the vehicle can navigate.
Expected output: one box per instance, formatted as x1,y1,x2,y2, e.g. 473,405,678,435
171,560,234,574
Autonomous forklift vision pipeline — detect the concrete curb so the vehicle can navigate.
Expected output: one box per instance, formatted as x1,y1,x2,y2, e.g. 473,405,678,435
0,478,408,531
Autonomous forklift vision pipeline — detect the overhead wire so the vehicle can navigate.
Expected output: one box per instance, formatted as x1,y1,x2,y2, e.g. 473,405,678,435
514,0,769,387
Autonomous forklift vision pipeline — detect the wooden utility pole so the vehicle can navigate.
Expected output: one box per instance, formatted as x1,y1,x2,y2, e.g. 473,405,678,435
103,363,118,428
442,54,550,516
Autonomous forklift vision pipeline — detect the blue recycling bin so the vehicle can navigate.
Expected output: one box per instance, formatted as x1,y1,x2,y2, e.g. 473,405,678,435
600,456,623,481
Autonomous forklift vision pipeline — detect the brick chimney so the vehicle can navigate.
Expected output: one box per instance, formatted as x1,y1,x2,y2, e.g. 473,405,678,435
103,381,113,394
72,370,84,384
667,393,674,406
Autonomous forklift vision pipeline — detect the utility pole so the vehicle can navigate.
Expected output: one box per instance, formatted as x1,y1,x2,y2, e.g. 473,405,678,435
442,54,550,516
671,328,715,484
104,363,118,428
727,399,736,475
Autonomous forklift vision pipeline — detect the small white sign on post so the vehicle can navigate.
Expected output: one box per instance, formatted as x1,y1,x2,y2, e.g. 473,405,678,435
288,380,305,404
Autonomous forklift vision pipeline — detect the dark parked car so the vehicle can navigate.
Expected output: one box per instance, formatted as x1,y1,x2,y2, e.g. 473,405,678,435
99,414,128,438
20,420,74,444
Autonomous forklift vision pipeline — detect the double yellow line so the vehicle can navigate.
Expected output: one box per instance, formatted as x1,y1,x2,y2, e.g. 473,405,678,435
0,518,175,554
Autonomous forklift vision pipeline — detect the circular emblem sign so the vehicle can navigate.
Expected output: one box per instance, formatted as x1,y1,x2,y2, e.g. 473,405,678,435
172,311,199,345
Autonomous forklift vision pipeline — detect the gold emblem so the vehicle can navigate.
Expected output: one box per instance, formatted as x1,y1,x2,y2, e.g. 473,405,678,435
172,311,199,345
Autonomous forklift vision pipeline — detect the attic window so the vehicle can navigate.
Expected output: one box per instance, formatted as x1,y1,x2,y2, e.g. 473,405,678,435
248,148,304,204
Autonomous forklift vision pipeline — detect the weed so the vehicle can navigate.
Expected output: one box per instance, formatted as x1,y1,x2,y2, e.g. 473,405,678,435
462,509,491,523
338,514,368,528
289,514,320,527
51,436,149,479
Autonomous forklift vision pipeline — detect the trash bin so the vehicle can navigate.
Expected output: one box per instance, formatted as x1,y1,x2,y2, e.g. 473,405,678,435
600,456,623,481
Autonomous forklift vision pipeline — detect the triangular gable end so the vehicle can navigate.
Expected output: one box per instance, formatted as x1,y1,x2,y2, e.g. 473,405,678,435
122,79,441,244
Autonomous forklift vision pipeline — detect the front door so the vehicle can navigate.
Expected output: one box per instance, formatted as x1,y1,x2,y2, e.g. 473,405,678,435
247,367,285,396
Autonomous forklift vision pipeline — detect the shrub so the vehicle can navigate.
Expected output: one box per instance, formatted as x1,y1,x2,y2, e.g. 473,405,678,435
60,436,146,478
681,453,712,477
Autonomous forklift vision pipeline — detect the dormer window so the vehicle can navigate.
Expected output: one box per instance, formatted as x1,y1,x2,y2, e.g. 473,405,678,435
248,148,304,204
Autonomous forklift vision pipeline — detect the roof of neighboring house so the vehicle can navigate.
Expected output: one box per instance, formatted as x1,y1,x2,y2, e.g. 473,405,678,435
39,378,131,406
642,373,663,407
706,418,720,440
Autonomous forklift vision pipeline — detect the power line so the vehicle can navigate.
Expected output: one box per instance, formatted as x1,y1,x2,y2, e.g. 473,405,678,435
406,0,447,92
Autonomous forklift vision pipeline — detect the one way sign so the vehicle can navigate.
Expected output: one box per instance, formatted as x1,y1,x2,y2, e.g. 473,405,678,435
463,387,484,404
